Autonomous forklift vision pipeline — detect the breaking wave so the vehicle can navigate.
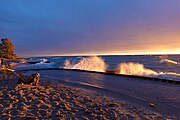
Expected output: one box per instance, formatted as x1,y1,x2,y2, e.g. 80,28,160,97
116,62,180,79
63,56,107,72
14,58,54,70
39,58,48,64
159,72,180,80
116,62,158,77
63,56,179,79
160,59,180,65
33,58,54,68
159,72,180,77
160,55,180,65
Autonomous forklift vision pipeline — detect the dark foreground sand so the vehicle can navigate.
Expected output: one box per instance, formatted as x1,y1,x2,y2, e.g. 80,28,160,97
0,73,177,120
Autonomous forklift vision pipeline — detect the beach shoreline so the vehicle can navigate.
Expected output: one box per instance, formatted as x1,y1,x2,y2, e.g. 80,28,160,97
0,73,178,119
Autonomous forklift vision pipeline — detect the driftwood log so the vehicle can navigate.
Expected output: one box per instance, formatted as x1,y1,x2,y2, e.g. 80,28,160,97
17,73,40,86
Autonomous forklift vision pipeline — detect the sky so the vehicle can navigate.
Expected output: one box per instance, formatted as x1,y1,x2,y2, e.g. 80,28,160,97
0,0,180,56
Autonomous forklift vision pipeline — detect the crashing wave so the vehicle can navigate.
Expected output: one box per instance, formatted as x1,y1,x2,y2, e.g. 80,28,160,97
116,62,158,77
63,56,107,72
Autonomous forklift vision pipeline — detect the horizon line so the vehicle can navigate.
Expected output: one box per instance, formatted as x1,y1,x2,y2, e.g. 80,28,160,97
27,52,180,57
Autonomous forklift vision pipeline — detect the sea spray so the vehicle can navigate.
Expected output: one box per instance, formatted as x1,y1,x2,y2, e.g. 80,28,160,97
63,56,107,72
116,62,158,77
63,56,179,79
115,62,180,79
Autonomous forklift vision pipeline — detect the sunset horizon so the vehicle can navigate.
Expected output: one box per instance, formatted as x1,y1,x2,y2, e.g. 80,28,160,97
30,51,180,57
0,0,179,119
1,0,180,56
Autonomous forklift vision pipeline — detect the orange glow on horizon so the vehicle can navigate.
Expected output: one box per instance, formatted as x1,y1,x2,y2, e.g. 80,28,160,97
31,47,180,57
34,51,180,57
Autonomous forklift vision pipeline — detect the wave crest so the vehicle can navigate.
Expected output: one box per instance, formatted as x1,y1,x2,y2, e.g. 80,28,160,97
63,56,107,72
160,59,180,65
116,62,158,77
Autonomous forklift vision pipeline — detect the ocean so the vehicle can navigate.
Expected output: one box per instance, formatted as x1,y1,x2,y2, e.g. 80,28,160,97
13,55,180,116
14,55,180,81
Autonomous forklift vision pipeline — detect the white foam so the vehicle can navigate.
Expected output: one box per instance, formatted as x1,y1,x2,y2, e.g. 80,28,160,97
39,58,48,63
63,56,107,72
116,62,158,77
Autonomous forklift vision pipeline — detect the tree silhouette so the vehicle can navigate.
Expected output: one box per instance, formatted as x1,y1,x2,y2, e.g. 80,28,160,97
0,38,15,59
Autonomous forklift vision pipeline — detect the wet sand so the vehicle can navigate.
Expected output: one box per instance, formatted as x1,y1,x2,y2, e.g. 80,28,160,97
0,73,177,119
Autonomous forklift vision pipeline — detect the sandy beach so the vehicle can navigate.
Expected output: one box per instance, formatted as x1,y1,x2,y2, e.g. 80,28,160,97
0,72,178,120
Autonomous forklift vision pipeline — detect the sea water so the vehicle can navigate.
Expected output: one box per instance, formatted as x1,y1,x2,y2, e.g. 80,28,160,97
14,55,180,81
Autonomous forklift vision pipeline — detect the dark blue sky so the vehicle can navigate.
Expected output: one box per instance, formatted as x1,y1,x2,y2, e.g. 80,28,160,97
0,0,180,56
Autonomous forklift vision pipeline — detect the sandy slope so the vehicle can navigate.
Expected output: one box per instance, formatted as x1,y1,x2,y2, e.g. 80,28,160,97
0,73,177,119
